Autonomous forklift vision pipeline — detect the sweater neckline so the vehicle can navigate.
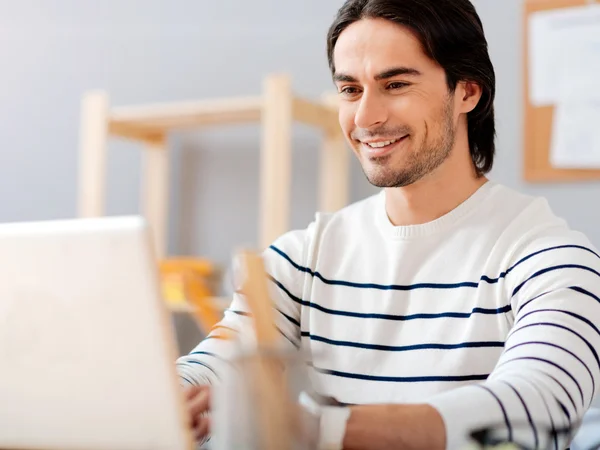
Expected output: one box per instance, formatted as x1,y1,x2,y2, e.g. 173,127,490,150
376,180,496,240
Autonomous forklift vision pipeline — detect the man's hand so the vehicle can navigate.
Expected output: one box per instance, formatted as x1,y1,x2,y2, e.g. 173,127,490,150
185,385,211,442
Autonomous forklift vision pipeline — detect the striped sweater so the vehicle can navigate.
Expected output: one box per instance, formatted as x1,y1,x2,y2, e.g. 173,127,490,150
177,181,600,449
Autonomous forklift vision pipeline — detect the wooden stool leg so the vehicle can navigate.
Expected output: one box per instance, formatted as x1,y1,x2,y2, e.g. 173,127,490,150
142,135,169,259
78,91,109,218
319,129,349,213
319,93,349,213
259,74,293,249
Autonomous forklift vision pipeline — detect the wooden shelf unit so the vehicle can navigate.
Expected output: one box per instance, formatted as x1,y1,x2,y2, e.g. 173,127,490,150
77,73,349,258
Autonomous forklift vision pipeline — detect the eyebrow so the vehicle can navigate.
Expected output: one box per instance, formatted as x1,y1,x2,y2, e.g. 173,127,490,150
333,66,422,83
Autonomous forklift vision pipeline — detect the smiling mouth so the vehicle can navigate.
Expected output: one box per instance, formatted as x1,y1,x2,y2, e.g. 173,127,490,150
360,135,409,156
363,137,405,148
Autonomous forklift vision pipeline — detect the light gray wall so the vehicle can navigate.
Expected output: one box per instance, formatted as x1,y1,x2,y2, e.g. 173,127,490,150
0,0,375,268
1,1,598,351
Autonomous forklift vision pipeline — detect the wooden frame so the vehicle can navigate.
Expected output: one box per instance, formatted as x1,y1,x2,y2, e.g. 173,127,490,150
523,0,600,182
77,74,349,258
238,250,293,450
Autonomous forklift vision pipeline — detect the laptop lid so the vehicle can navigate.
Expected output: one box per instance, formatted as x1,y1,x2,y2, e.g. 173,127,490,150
0,216,193,450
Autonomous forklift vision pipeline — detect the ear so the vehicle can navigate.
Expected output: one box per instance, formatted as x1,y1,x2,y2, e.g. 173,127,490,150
457,80,482,114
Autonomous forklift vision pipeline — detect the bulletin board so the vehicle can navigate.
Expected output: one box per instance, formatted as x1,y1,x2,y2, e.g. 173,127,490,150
523,0,600,182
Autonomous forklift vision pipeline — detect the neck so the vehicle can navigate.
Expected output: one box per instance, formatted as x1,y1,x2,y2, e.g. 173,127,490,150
384,145,487,227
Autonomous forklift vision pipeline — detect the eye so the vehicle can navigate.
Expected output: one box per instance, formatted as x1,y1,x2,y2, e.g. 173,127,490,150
339,86,361,96
387,82,409,90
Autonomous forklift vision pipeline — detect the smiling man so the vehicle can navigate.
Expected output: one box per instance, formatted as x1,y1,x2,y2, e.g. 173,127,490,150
333,27,470,194
177,1,600,449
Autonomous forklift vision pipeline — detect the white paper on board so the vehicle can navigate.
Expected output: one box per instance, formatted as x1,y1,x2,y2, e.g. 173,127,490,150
550,101,600,169
549,15,600,169
528,4,600,107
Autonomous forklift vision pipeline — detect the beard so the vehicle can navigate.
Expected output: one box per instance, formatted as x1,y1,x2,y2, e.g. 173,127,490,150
358,97,456,188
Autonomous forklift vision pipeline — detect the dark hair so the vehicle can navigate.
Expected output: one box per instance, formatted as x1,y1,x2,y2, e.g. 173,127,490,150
327,0,496,175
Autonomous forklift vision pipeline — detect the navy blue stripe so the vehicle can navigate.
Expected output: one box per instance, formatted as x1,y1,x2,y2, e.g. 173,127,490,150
517,289,554,314
312,366,489,383
513,316,600,372
556,397,572,423
181,375,194,386
511,323,599,372
517,308,600,337
548,409,559,450
270,276,510,321
270,244,599,293
512,264,600,297
476,385,513,442
314,275,476,291
506,341,595,400
177,360,219,379
569,286,600,303
277,308,301,327
267,276,303,303
217,311,299,347
520,377,558,450
270,245,312,274
507,245,600,274
277,327,299,349
480,274,505,284
270,245,478,290
226,309,252,317
302,332,504,352
190,350,220,359
545,372,577,420
517,286,600,316
501,380,539,449
188,350,233,367
497,356,584,408
518,309,600,358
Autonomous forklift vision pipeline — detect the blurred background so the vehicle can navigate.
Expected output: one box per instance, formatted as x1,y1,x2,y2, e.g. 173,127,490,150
1,0,599,353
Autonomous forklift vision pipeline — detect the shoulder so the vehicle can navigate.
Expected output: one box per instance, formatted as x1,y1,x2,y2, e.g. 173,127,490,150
482,182,594,252
486,182,560,230
490,184,600,301
497,184,598,261
264,192,382,268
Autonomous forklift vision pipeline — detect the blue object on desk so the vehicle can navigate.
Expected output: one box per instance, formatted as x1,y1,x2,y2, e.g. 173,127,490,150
571,407,600,450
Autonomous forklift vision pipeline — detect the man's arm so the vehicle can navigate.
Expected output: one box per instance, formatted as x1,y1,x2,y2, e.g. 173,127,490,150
176,226,311,386
329,233,600,450
342,404,446,450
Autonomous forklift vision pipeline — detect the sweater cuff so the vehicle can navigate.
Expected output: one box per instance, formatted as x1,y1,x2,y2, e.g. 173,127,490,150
319,406,351,450
425,385,504,450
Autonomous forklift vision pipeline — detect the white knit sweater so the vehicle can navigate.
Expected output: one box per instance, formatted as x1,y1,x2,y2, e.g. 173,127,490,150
177,181,600,449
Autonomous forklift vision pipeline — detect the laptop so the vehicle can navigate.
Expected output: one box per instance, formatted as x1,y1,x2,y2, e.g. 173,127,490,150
0,216,195,450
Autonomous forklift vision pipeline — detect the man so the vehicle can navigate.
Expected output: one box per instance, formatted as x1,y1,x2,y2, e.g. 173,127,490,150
177,0,600,448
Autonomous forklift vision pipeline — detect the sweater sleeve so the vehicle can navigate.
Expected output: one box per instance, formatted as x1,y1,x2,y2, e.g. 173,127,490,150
426,226,600,450
176,225,312,387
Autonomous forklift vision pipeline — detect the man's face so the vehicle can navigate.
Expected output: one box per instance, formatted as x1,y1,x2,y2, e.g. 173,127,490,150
333,18,459,188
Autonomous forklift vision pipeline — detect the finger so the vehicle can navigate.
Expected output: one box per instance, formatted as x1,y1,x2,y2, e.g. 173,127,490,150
185,385,207,401
189,389,211,418
195,416,211,441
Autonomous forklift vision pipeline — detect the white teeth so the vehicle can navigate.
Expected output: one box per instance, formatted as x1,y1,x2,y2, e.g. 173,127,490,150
366,138,399,148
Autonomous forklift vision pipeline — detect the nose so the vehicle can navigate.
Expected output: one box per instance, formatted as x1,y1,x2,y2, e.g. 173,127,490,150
354,90,388,130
